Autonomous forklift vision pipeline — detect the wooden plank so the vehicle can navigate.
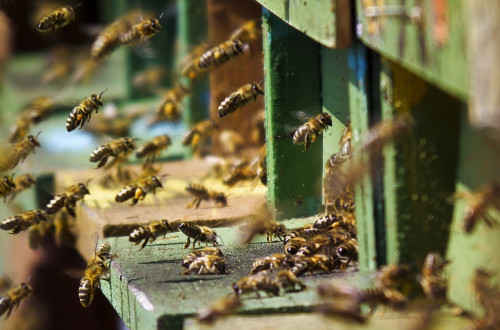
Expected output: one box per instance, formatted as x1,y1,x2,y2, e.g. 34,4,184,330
381,60,461,267
256,0,352,48
262,9,323,220
355,0,468,100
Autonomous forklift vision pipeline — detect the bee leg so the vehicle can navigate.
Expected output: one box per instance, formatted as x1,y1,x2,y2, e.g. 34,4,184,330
140,234,150,250
65,204,76,217
97,157,109,168
183,238,191,249
194,197,203,209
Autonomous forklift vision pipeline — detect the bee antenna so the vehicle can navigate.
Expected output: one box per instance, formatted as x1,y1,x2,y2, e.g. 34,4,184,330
217,234,225,246
158,12,165,20
259,78,265,86
132,138,141,142
35,131,42,139
74,3,83,10
85,178,93,185
99,89,108,98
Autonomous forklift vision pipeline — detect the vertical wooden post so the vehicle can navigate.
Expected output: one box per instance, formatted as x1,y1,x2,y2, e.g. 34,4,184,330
262,9,323,220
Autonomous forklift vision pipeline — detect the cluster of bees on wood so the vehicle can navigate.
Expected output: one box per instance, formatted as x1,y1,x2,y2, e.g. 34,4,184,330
0,2,499,328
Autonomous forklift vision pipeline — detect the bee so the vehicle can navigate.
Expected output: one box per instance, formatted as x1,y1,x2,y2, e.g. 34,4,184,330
0,283,32,319
232,274,280,297
0,133,42,171
182,247,224,269
129,219,173,250
36,5,76,34
275,270,307,291
471,269,500,330
115,175,163,205
42,46,73,84
180,44,212,80
27,220,52,250
222,161,256,187
198,39,245,71
0,276,12,293
91,13,136,60
313,213,346,230
376,264,411,289
417,252,448,301
150,85,189,124
136,135,172,166
456,182,500,233
181,120,217,155
421,252,448,277
196,295,242,324
250,253,289,275
284,236,307,255
229,19,262,44
0,174,16,202
8,174,36,202
317,301,366,324
291,254,336,276
283,224,322,244
295,235,332,258
177,223,220,249
292,112,332,151
72,57,102,84
52,210,76,247
336,239,358,270
1,209,48,234
89,137,137,168
19,96,54,125
66,90,107,132
183,254,229,275
239,206,286,244
218,130,245,155
119,17,162,46
217,81,264,118
362,114,414,153
45,182,90,217
8,116,32,144
132,66,167,91
79,241,114,308
185,184,227,209
360,287,408,311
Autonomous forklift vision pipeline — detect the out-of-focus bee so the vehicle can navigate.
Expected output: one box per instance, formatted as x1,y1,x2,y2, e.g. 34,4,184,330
0,174,16,202
328,190,356,215
185,184,227,209
198,39,244,71
136,135,172,166
132,66,167,91
79,241,114,308
72,57,102,84
66,91,107,132
456,182,500,233
0,209,48,234
233,274,280,298
180,44,211,80
183,254,229,275
362,114,414,153
417,252,448,301
217,81,264,118
178,223,220,249
0,133,41,171
275,270,307,291
182,247,224,269
115,175,163,205
222,161,256,187
27,220,52,250
218,130,245,155
119,16,162,46
283,224,322,244
251,110,266,145
91,12,136,60
0,276,12,293
0,283,32,319
89,137,137,168
19,96,54,125
250,253,288,275
295,235,332,258
317,301,366,324
336,239,358,270
196,295,242,324
376,264,411,289
129,219,173,250
149,85,189,125
293,112,332,151
45,182,90,217
239,206,286,244
7,117,31,144
181,120,217,156
229,19,262,45
8,174,36,202
471,269,500,330
291,254,336,276
284,236,307,255
42,46,73,84
36,5,77,34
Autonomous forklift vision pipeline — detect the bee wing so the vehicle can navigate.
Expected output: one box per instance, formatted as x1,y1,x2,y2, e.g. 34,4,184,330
131,40,158,59
0,275,13,294
291,111,313,122
63,268,86,279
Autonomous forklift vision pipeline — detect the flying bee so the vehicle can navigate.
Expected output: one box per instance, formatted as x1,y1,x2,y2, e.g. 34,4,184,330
115,175,163,205
27,220,52,250
471,269,500,330
79,241,114,308
91,12,137,60
183,254,229,275
360,287,408,311
8,174,36,202
218,130,245,155
362,114,414,153
198,39,245,71
0,133,41,171
119,16,162,46
0,283,32,319
317,301,366,324
20,96,54,125
180,44,211,80
421,252,448,278
0,276,12,293
129,219,173,250
0,174,16,202
336,239,358,270
52,210,76,247
66,90,107,132
89,137,138,168
229,19,262,44
239,206,286,244
72,57,102,84
376,264,411,289
232,274,280,298
417,252,448,301
149,85,189,124
250,253,289,275
36,5,77,34
293,112,332,151
42,46,73,84
181,120,218,156
182,247,224,269
1,209,48,235
177,223,220,249
136,135,172,166
222,161,256,187
132,66,167,92
45,182,90,217
456,182,500,233
7,116,32,144
196,295,242,324
185,184,227,209
217,81,264,118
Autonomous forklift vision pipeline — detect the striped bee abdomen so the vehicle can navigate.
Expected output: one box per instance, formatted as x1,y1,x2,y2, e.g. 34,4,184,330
129,226,148,243
115,185,136,202
78,277,96,308
45,194,67,214
66,107,80,132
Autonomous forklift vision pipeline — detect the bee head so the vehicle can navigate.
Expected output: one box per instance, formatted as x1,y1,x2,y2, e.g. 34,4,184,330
28,134,41,147
215,193,227,206
21,283,32,293
78,183,90,195
4,176,16,188
93,89,107,106
152,176,163,188
252,82,264,94
150,18,162,32
319,113,333,127
36,210,48,222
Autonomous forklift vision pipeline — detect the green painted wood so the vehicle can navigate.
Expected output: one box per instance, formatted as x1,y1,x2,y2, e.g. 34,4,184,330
446,109,500,315
355,0,468,100
99,217,366,330
178,0,209,128
256,0,352,48
262,9,323,220
347,41,379,272
381,60,461,268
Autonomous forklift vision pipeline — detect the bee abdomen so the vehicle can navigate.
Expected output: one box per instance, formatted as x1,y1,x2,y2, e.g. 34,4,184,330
0,296,11,316
89,145,111,162
314,214,344,229
78,278,95,308
115,186,136,202
66,107,81,132
136,144,156,158
45,194,66,214
0,216,20,231
129,226,148,243
186,184,208,197
178,222,201,238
